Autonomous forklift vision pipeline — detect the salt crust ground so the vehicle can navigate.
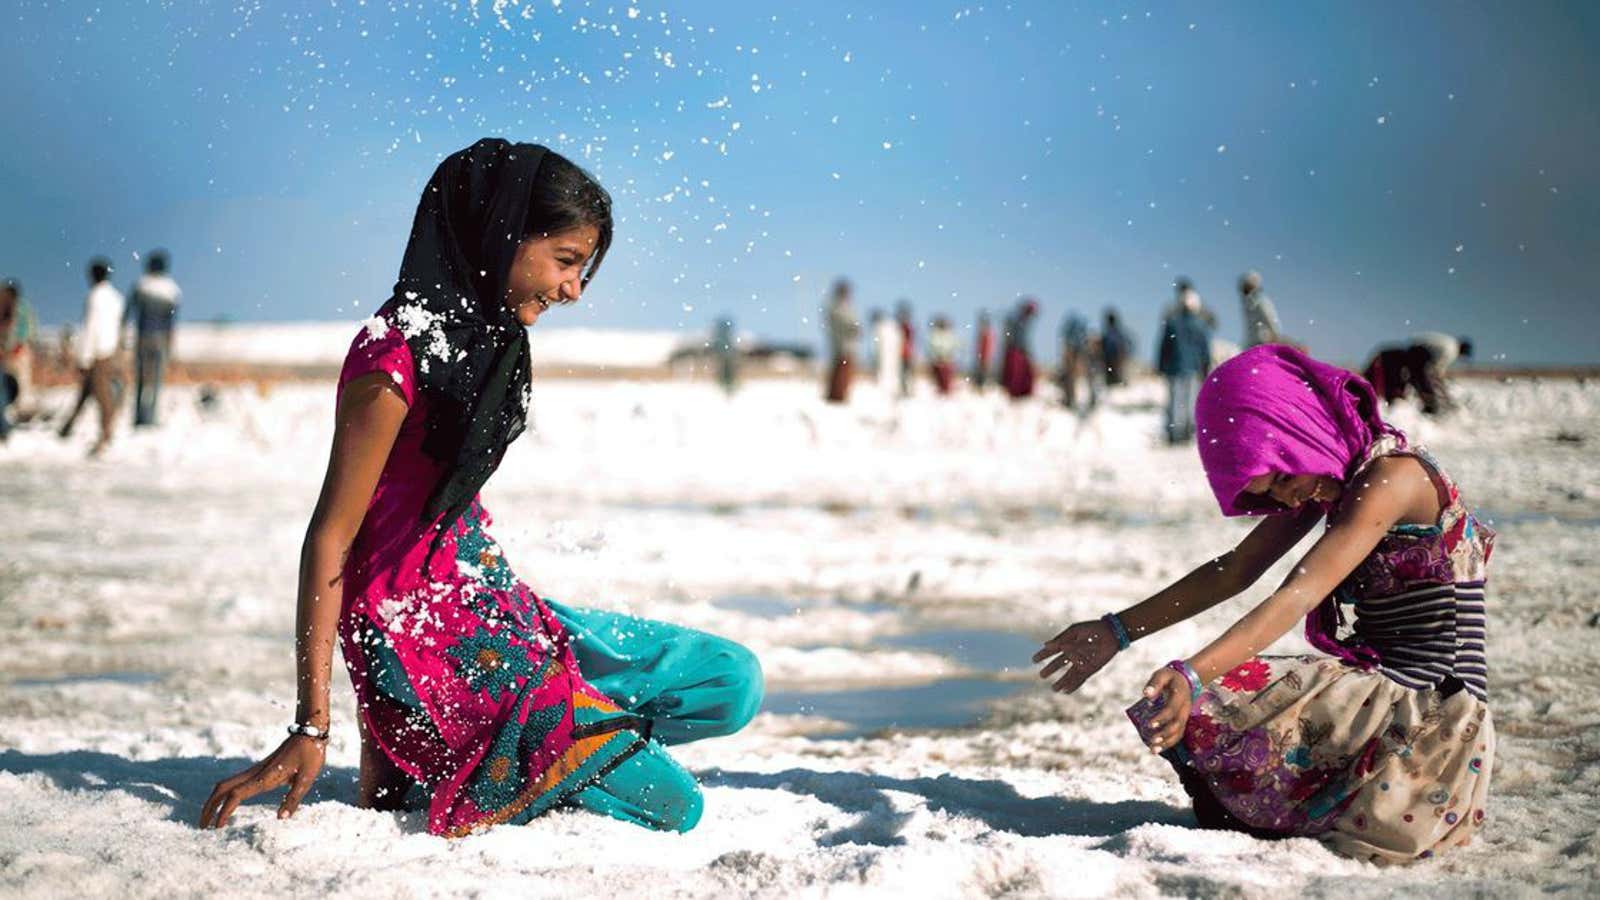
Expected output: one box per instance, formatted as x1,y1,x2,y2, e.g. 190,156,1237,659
2,372,1597,897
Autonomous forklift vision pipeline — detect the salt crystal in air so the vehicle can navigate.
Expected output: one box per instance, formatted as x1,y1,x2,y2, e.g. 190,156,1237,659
361,315,389,342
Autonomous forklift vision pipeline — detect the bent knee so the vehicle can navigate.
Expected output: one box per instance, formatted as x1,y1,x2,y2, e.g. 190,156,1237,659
708,638,764,736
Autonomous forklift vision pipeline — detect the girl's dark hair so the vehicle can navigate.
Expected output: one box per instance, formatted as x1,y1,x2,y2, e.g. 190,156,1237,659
527,152,613,288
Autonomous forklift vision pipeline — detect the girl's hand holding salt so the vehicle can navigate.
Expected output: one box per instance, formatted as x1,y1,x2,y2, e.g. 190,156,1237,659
1033,619,1121,693
1140,667,1194,753
199,734,326,829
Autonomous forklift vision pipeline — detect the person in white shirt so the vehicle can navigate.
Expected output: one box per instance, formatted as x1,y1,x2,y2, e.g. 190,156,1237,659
128,250,182,426
58,257,126,454
1409,332,1466,373
926,315,959,395
871,309,903,395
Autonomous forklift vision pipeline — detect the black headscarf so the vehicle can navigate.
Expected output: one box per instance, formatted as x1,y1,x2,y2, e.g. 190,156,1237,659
377,138,548,542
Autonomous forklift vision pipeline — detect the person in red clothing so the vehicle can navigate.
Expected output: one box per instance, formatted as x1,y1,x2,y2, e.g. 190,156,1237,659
1000,298,1039,400
895,300,915,397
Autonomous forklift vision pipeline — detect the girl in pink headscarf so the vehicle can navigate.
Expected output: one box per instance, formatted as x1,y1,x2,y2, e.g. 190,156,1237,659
1033,345,1495,864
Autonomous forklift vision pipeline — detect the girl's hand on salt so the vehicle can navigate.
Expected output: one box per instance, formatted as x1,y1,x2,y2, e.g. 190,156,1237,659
1140,668,1192,753
199,735,326,829
1032,619,1119,693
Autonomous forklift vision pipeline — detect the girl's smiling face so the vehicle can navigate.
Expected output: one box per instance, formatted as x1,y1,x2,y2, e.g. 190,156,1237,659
503,225,600,326
1241,471,1344,511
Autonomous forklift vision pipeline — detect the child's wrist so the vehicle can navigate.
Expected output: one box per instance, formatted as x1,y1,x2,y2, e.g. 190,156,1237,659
1101,612,1132,651
1166,659,1203,703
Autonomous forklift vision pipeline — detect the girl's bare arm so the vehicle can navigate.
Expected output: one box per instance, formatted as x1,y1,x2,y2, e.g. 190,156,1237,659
1186,456,1434,683
1114,506,1323,639
1035,507,1319,693
292,374,410,729
200,373,407,829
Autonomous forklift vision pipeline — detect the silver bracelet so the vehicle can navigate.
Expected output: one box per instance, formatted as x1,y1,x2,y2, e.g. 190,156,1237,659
287,722,330,741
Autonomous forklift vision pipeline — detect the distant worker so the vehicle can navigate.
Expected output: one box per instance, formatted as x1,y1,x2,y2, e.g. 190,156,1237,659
713,315,738,396
1363,333,1474,416
824,278,860,404
1156,281,1212,444
1238,270,1282,348
0,282,19,441
2,279,41,437
1058,312,1089,411
972,310,996,391
927,315,958,396
895,300,916,398
1000,298,1039,400
128,249,183,426
59,257,126,455
872,308,903,395
1100,308,1132,388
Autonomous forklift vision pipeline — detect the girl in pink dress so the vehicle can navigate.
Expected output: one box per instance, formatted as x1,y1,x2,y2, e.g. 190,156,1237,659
201,139,762,837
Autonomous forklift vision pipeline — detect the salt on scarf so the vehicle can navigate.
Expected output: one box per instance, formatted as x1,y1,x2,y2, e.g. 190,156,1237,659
376,138,548,547
1193,344,1404,668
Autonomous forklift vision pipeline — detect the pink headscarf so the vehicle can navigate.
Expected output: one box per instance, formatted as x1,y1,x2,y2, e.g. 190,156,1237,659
1194,344,1402,668
1195,345,1397,517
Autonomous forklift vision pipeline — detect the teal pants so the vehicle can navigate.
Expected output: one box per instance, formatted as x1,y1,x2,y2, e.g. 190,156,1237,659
546,600,764,832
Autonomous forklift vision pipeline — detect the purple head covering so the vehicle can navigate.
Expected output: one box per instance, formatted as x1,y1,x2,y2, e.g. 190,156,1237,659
1195,345,1397,517
1194,344,1402,668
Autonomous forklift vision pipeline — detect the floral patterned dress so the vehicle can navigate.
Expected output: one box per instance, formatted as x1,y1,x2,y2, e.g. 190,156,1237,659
1132,436,1496,863
335,323,647,837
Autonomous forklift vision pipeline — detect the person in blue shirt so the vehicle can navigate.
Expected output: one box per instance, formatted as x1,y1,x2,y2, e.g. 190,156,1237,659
127,250,183,427
1057,312,1090,411
1099,308,1132,389
1156,279,1212,444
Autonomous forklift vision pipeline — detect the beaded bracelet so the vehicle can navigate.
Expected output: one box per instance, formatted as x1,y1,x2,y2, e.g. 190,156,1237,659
287,722,330,741
1100,613,1132,651
1165,659,1203,703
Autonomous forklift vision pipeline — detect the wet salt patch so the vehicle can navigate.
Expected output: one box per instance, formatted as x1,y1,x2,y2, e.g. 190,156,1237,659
10,671,163,688
881,628,1040,676
713,594,799,619
712,594,896,619
763,629,1039,736
764,678,1027,738
709,592,1042,732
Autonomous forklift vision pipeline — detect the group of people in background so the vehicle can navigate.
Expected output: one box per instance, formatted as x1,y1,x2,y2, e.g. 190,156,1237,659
3,255,1473,455
1055,307,1134,414
823,279,1136,409
820,269,1472,444
0,251,182,453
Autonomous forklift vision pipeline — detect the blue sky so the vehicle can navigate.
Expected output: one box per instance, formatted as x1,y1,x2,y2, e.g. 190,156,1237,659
2,1,1595,365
